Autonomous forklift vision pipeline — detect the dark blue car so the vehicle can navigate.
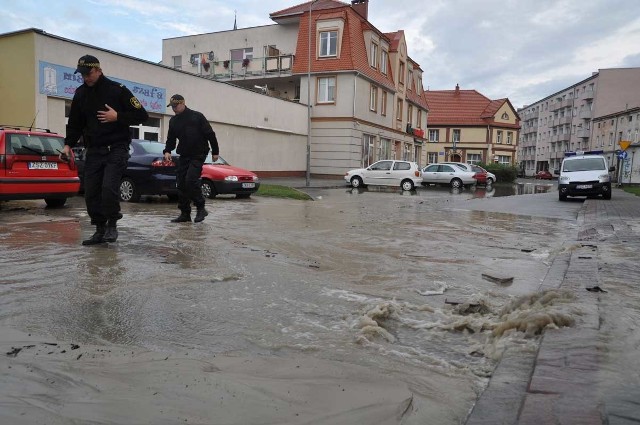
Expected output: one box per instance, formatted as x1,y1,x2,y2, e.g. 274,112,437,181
74,139,178,202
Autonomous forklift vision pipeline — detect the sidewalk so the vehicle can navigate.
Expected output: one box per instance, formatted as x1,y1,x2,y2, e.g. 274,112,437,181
466,189,640,424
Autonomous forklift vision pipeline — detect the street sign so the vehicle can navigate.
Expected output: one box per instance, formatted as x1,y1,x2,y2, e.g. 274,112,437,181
619,140,631,151
618,150,628,160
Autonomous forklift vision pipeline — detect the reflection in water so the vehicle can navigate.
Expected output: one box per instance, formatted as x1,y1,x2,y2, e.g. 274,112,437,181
346,186,419,195
472,182,554,198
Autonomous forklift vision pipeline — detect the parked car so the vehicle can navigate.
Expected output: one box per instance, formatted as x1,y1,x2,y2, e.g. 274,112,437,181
0,126,80,207
75,139,178,202
439,162,496,185
534,170,553,180
469,165,496,185
344,160,422,191
557,153,614,201
200,155,260,199
421,163,478,188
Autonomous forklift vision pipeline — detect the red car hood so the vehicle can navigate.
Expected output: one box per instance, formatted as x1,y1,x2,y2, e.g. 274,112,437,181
202,164,257,178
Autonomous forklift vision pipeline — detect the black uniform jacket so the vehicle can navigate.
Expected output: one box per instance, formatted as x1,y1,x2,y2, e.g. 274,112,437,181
163,107,219,157
65,74,149,148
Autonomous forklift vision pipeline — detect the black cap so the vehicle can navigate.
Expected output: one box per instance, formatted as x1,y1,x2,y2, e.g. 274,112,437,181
74,54,100,74
167,94,185,107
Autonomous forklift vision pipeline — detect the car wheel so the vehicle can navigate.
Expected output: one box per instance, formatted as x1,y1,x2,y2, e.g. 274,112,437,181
602,190,612,200
559,192,567,201
350,176,364,188
450,178,463,189
120,177,140,202
486,177,494,185
201,180,217,199
44,198,66,208
401,179,414,191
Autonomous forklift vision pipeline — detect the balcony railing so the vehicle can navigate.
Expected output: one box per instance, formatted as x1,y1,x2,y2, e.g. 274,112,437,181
576,128,590,138
579,109,592,119
201,54,295,80
581,88,594,100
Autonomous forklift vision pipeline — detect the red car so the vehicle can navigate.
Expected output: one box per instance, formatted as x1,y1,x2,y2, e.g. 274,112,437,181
535,170,553,180
200,155,260,199
0,126,80,207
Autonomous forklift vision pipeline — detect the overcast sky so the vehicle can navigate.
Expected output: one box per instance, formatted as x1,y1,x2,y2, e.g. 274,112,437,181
2,0,640,108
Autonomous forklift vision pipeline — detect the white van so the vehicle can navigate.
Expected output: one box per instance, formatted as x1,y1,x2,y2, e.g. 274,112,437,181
556,153,615,201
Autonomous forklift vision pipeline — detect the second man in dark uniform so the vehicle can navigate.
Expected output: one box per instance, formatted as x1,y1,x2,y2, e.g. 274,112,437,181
163,94,219,223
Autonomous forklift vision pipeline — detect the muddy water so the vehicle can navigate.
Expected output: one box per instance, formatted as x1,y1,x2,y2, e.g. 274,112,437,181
0,190,581,423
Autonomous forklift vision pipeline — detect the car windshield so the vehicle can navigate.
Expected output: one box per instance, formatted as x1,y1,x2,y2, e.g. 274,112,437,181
9,134,65,155
563,157,606,172
204,154,228,165
136,141,166,155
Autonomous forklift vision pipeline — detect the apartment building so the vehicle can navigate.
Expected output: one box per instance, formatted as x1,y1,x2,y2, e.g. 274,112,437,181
424,85,520,166
517,68,640,178
162,0,430,177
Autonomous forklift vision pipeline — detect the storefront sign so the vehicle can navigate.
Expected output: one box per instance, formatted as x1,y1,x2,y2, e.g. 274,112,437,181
38,61,165,113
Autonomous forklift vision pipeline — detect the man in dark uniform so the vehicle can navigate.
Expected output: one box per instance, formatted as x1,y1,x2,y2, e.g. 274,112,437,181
61,54,149,245
163,94,219,223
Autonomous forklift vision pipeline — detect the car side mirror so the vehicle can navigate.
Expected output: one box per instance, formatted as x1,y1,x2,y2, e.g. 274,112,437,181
553,169,559,175
609,166,616,172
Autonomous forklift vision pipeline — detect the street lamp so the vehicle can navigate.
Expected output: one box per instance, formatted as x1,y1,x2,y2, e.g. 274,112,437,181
306,0,318,187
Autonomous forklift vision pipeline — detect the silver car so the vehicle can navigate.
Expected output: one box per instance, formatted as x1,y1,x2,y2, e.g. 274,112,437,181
441,162,496,185
421,163,477,188
344,160,423,191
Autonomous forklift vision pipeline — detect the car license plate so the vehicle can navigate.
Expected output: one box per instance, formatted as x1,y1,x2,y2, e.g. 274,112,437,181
576,184,592,189
242,182,255,188
28,162,58,170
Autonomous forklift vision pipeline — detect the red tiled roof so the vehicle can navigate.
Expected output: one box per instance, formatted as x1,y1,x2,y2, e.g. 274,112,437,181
384,31,402,52
424,89,517,126
290,3,397,92
270,0,348,20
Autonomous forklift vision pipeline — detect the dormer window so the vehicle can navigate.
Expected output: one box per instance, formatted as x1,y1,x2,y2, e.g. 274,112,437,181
370,42,378,68
319,30,337,57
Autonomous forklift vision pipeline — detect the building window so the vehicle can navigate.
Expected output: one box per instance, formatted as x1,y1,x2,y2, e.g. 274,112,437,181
369,85,378,112
467,153,482,165
381,50,388,75
231,48,253,61
429,129,439,142
407,70,413,90
381,91,387,116
396,99,403,121
453,129,461,143
172,55,182,70
496,130,503,144
380,138,392,159
428,152,438,163
417,110,422,128
399,62,405,85
407,104,413,126
363,134,376,167
317,77,336,103
319,30,338,57
497,155,511,165
370,42,378,68
507,132,513,144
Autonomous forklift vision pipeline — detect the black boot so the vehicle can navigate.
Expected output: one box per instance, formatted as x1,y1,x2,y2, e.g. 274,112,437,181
171,212,192,223
194,207,208,223
103,224,118,242
82,224,106,246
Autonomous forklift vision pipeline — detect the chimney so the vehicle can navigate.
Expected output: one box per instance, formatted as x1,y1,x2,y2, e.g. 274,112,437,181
351,0,368,20
455,83,460,93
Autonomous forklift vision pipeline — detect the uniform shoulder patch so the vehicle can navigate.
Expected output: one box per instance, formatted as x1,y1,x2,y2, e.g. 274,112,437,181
130,97,142,109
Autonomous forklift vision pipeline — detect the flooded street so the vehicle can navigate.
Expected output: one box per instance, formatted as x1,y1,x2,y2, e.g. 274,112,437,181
1,183,638,424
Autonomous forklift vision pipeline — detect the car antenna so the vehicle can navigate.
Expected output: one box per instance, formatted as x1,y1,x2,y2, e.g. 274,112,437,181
28,111,39,131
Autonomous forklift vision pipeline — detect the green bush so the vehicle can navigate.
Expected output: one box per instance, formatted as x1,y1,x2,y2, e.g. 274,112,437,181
480,163,518,183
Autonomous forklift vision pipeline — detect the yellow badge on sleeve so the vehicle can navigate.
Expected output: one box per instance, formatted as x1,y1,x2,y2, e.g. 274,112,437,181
130,97,142,109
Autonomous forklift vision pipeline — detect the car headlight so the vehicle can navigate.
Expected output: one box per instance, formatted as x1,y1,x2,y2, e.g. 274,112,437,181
559,176,570,183
224,176,239,182
599,173,610,182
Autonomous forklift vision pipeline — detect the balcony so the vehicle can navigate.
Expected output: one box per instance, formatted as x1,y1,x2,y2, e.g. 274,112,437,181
581,88,594,100
576,128,591,138
208,55,295,81
578,109,592,120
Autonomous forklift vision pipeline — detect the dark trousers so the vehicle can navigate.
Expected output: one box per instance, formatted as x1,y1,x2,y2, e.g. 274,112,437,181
176,155,206,213
84,146,128,225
